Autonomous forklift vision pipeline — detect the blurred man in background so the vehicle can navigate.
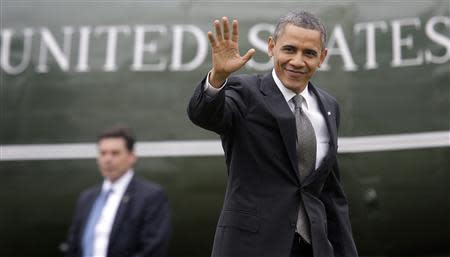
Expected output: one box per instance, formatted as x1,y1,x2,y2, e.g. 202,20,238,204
65,125,171,257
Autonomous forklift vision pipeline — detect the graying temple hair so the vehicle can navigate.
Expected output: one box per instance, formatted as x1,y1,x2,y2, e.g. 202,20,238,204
273,11,327,48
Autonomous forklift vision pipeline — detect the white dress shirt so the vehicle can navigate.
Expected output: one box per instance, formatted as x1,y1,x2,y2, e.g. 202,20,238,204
204,69,330,169
92,170,134,257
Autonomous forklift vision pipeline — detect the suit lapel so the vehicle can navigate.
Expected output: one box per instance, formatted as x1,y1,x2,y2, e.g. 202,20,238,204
300,83,338,186
259,75,339,186
308,83,338,151
260,73,301,184
108,177,135,247
80,186,101,232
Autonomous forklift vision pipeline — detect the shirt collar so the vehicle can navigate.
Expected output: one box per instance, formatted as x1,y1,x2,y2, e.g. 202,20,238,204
271,69,312,110
102,169,134,195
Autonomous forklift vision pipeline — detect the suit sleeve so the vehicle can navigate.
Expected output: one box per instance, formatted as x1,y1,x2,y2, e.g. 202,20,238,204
187,74,247,135
319,103,359,257
133,188,171,257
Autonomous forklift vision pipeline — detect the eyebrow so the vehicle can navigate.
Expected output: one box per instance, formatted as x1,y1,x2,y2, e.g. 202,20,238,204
281,44,296,49
281,44,319,54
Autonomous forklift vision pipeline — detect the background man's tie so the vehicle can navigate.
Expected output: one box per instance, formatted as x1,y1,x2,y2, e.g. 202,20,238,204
82,189,112,257
292,94,317,244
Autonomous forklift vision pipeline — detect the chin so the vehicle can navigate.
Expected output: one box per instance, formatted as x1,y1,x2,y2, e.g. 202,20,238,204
283,83,301,92
102,171,116,178
105,175,119,182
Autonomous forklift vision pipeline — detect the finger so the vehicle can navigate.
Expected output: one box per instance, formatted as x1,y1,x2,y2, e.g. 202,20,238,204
214,19,223,41
222,17,230,40
241,48,256,63
207,31,217,47
231,19,238,42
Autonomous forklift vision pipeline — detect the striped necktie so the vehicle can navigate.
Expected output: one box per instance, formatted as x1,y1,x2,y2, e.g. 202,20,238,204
292,94,317,244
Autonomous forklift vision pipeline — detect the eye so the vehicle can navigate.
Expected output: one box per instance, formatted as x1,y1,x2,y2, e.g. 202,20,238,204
304,49,318,57
282,46,295,53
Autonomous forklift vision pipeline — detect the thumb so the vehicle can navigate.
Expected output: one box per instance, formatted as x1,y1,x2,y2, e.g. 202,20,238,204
241,48,255,63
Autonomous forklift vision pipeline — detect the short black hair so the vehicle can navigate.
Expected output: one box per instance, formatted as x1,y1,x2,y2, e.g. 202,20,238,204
274,10,327,48
97,125,135,152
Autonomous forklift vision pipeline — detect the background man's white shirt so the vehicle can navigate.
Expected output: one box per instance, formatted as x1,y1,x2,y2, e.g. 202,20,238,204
92,170,134,257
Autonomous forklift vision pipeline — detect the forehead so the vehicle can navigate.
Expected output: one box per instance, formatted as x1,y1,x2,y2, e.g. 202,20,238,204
98,137,128,150
276,24,322,49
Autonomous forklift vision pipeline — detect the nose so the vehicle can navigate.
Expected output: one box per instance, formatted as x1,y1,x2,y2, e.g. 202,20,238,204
289,53,306,68
103,153,114,163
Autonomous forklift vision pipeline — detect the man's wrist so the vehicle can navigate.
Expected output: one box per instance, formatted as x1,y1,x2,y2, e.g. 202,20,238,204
204,71,227,96
209,70,228,88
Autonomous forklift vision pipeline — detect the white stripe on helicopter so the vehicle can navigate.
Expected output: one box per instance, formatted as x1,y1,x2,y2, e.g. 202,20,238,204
1,131,449,161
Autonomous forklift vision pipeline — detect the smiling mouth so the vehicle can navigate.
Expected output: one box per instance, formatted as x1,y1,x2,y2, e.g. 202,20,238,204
285,68,308,76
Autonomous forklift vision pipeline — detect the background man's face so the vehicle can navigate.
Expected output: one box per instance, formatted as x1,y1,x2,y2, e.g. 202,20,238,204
268,24,328,93
97,138,136,182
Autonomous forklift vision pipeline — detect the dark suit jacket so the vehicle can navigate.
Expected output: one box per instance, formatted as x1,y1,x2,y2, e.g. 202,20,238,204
65,175,171,257
187,73,358,257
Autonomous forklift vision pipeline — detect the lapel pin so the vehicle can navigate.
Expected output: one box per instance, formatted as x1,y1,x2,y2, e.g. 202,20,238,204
327,111,331,116
122,195,130,203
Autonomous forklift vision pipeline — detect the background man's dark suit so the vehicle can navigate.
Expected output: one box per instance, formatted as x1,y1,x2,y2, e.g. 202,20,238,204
66,176,171,257
188,73,358,257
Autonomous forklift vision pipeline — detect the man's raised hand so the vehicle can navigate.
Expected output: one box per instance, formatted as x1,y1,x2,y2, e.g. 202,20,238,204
207,17,255,88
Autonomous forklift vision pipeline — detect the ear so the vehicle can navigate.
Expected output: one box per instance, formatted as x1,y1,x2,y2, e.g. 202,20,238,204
267,36,275,57
318,48,328,68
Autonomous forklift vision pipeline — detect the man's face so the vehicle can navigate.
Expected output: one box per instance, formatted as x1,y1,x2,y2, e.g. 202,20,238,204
268,24,328,93
97,138,136,182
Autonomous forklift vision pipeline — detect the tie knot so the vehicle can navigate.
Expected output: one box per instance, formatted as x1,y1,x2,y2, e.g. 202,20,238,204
292,94,304,110
102,188,113,196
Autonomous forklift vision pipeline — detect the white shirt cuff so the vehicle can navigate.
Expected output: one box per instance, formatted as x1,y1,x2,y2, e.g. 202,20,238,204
204,71,227,96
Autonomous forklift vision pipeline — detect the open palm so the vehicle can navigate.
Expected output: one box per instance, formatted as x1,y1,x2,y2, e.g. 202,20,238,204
208,17,255,87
